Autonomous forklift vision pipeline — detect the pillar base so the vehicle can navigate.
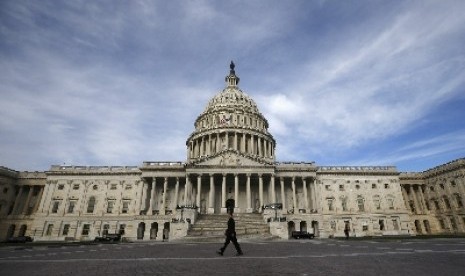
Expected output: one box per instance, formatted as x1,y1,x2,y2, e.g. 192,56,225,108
234,207,241,213
221,208,228,214
207,207,215,214
246,208,253,213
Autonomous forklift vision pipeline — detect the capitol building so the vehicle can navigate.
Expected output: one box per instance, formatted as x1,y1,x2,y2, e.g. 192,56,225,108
1,63,464,241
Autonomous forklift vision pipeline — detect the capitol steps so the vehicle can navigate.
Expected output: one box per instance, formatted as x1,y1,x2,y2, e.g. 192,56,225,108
183,213,278,242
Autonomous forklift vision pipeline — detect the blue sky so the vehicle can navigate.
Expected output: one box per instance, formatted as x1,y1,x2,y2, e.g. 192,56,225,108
1,0,464,172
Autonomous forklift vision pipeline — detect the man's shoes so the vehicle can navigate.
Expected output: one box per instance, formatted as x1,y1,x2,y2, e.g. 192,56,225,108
236,252,243,256
216,251,223,256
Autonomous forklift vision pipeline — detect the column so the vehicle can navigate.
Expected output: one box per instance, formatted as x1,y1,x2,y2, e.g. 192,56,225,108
38,183,51,213
234,132,238,151
234,174,239,212
150,178,157,214
303,178,309,211
184,175,189,206
258,137,262,156
242,133,246,152
312,179,319,212
418,185,428,213
246,174,252,212
251,135,255,155
174,178,179,211
225,132,229,150
270,174,276,203
216,133,221,153
292,177,297,213
196,175,202,210
11,186,24,214
208,134,211,155
259,174,264,212
280,177,286,211
401,185,410,211
221,174,227,213
136,180,144,214
22,186,34,214
208,174,215,214
33,186,45,212
409,185,419,214
161,177,168,215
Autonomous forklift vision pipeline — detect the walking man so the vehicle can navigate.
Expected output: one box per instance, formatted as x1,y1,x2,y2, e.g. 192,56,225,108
217,212,243,256
344,221,350,240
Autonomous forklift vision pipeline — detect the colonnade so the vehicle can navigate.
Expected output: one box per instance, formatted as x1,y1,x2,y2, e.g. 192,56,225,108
9,185,43,215
401,184,428,214
141,173,317,215
188,131,274,159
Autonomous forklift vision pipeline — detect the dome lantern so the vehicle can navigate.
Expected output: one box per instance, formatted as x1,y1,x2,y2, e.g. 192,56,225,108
225,60,240,87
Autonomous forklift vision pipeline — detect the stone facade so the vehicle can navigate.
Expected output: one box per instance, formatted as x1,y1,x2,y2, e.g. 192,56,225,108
1,63,464,241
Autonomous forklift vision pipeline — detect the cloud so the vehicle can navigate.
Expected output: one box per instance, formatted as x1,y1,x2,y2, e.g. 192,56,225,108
0,0,464,172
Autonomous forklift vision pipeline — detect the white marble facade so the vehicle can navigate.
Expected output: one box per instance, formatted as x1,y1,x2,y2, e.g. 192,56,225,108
1,63,464,241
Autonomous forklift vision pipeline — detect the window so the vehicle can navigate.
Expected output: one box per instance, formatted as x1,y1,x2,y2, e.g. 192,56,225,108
87,196,96,213
107,201,114,213
373,196,381,210
58,184,64,190
119,224,126,235
46,224,54,236
102,224,109,236
440,184,445,190
110,184,117,190
450,217,457,230
325,185,330,191
384,183,389,189
379,220,385,231
387,197,394,210
430,186,435,191
355,185,360,190
67,201,75,213
372,184,377,189
51,201,60,213
357,196,365,212
62,224,70,236
125,185,132,190
454,194,463,208
122,201,129,214
339,185,344,191
438,219,446,229
82,224,90,236
73,184,79,190
93,185,98,190
327,198,334,211
443,196,451,210
330,221,336,230
392,219,399,230
451,180,457,187
434,200,440,210
341,197,348,211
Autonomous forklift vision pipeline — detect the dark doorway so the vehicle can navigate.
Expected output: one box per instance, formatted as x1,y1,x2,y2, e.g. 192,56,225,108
226,198,235,214
150,222,158,240
137,222,145,240
163,222,170,241
288,221,295,238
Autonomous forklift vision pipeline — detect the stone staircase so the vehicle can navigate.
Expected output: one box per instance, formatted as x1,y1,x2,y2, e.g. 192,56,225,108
182,213,278,242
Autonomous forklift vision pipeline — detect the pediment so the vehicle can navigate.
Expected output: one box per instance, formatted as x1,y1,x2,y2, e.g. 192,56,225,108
195,152,266,167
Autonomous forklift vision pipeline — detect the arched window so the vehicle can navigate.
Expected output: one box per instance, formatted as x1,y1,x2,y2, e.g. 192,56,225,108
87,196,96,213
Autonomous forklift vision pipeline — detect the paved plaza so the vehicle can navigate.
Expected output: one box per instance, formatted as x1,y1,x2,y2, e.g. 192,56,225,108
1,238,465,275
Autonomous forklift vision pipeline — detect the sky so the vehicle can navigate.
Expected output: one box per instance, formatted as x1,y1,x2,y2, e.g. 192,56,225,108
1,0,464,173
